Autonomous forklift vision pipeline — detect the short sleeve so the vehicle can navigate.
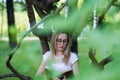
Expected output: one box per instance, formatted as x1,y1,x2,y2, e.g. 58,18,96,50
43,51,50,62
69,52,78,64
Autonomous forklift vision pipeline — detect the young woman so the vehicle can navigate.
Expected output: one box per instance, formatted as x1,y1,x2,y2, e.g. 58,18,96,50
36,32,79,80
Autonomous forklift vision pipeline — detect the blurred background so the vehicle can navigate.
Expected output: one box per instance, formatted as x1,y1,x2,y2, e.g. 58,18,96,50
0,0,120,80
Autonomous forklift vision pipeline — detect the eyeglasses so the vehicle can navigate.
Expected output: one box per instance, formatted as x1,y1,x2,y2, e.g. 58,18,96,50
56,39,68,44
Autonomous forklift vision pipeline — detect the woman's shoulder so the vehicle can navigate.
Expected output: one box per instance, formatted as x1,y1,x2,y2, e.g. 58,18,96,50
44,51,51,56
69,52,78,64
43,51,51,61
70,52,78,57
44,51,51,54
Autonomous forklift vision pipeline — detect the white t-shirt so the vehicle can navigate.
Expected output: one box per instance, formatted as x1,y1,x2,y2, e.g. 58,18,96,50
43,51,78,73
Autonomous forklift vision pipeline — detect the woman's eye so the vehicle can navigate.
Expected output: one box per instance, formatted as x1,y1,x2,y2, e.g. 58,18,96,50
56,39,62,42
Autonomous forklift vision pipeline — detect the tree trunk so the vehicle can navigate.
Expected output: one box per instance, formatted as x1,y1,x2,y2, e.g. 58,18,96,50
6,0,17,48
25,0,49,53
0,0,4,39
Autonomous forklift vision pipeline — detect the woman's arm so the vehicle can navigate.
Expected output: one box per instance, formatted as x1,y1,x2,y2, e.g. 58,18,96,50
72,61,79,77
36,60,46,76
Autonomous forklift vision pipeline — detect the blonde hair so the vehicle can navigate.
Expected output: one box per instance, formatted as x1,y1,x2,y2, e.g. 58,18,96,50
50,32,72,64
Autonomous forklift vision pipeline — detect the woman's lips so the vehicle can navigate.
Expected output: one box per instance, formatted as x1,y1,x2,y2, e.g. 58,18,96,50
59,47,64,48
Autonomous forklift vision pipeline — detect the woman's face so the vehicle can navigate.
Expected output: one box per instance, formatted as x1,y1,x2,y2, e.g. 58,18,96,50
56,33,68,52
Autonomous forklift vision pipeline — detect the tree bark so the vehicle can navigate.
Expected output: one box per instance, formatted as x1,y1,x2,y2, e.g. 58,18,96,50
25,0,49,53
6,0,17,48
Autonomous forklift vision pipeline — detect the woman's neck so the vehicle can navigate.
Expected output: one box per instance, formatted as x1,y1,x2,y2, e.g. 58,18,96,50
56,51,64,56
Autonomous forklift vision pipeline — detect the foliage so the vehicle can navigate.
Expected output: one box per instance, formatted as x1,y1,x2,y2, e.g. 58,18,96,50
78,24,120,80
1,0,120,80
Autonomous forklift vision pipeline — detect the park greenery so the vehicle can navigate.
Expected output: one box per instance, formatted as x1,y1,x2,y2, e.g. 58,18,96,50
0,0,120,80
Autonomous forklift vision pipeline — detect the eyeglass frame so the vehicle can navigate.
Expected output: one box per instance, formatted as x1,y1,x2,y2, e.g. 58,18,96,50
56,39,68,45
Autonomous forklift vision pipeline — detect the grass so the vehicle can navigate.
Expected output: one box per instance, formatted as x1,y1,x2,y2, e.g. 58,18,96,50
1,38,120,80
0,39,43,80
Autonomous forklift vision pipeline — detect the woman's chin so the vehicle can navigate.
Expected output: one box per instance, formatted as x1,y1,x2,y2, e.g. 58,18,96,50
58,49,64,51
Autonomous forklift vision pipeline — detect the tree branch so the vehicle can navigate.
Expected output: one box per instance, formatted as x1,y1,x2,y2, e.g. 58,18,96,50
6,47,31,80
89,0,116,70
4,2,67,80
99,55,113,67
0,73,16,79
96,0,117,25
88,48,113,70
88,48,98,66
